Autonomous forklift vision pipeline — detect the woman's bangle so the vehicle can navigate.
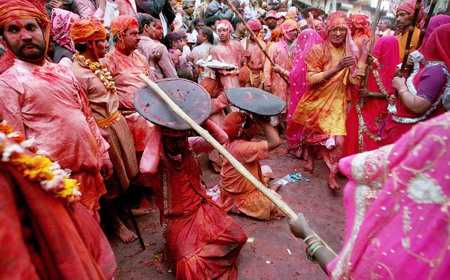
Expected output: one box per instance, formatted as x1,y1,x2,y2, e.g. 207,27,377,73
306,240,324,262
309,244,325,260
303,234,316,244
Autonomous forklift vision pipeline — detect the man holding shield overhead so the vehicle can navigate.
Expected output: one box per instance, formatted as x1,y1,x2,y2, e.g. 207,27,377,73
134,78,247,280
219,88,284,220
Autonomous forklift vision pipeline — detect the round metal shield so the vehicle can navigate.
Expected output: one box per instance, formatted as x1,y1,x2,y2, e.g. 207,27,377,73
134,78,212,130
225,87,286,116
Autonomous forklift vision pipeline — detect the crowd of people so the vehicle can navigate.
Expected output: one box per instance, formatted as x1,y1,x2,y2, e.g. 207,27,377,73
0,0,449,279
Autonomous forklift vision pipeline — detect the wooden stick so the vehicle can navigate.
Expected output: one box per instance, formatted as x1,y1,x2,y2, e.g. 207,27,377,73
361,0,383,90
400,0,423,72
417,0,437,47
139,74,297,219
223,0,289,82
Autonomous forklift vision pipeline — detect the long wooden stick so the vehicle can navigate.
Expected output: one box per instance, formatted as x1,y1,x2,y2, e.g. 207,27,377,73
223,0,289,82
361,0,383,90
417,0,437,47
139,74,297,219
139,74,337,256
400,0,423,72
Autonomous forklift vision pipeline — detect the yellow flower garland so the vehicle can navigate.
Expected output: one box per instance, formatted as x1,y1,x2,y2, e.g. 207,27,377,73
0,121,81,202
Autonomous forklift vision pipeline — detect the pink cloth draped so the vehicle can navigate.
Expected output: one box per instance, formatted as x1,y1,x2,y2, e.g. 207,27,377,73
286,29,323,149
0,164,116,280
419,23,450,68
421,15,450,48
328,112,450,279
51,8,80,52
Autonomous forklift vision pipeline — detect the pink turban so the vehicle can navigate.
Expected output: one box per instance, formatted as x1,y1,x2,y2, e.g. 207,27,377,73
348,14,371,38
326,11,348,33
396,0,425,26
216,19,234,32
247,19,262,32
281,19,298,34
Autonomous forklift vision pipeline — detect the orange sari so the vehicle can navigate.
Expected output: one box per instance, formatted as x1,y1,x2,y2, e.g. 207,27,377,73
292,42,350,142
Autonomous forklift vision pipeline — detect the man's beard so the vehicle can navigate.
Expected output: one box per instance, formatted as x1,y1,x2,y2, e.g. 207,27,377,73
15,43,45,61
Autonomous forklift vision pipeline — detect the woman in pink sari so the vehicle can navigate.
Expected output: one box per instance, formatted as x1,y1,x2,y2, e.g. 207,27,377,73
286,28,323,153
288,111,450,279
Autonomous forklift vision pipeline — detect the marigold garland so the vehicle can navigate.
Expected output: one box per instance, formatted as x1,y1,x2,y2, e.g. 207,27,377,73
73,53,117,94
0,121,81,202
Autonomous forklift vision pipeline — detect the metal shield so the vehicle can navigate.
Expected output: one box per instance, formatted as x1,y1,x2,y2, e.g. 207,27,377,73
225,87,286,116
134,78,212,130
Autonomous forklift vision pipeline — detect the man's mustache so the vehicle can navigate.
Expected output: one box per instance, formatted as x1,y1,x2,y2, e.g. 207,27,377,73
20,43,43,52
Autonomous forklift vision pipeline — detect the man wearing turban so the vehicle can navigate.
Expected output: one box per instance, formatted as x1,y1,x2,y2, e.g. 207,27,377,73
102,15,155,152
292,12,369,190
70,18,141,244
395,0,424,60
0,1,116,278
102,15,163,212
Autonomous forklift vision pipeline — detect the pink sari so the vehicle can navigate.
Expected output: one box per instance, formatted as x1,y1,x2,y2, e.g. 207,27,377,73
328,112,450,279
286,29,323,150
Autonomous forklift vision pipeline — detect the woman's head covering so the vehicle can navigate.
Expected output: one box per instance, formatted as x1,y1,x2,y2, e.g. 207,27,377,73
70,19,108,44
326,12,359,58
51,8,80,52
326,11,348,33
280,19,298,35
421,15,450,47
419,23,450,68
348,14,371,38
110,15,139,37
367,35,400,96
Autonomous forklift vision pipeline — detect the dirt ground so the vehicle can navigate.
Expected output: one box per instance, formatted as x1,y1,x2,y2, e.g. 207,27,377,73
110,144,346,280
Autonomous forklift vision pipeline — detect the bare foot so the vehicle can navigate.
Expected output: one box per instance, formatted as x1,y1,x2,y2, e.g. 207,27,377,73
131,208,152,217
116,219,137,243
327,174,340,190
209,160,221,173
303,159,314,173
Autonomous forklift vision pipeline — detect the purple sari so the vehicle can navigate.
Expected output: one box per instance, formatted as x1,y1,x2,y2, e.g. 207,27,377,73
286,29,323,150
328,112,450,279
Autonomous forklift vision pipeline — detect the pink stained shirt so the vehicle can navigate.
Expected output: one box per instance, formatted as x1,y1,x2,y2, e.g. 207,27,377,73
0,59,109,172
102,47,150,111
138,36,177,80
209,39,244,89
264,39,295,103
